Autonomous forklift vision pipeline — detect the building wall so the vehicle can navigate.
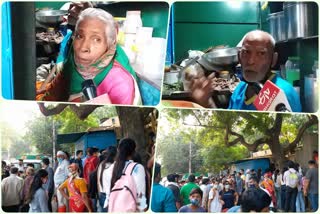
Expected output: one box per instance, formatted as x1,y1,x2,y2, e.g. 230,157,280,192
291,132,318,170
173,2,260,61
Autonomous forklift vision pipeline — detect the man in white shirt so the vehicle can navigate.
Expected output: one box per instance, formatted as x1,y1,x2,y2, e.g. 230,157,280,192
54,151,70,212
283,161,298,212
1,167,24,212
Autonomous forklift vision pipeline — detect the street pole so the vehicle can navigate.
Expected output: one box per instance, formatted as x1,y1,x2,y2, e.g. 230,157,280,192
189,140,192,174
52,119,56,165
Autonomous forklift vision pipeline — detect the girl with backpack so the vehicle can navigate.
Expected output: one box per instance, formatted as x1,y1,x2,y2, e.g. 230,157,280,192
107,138,147,212
97,146,117,212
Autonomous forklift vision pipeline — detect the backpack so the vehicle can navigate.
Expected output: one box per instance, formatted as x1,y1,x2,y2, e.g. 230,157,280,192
108,162,138,212
287,171,299,188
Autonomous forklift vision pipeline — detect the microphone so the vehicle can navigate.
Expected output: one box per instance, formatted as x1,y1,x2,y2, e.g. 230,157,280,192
253,80,292,112
81,79,97,100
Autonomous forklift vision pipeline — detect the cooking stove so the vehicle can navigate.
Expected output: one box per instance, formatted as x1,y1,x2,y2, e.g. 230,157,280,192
35,24,64,67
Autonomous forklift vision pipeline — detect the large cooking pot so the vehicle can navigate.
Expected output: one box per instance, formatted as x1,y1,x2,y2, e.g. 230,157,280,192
36,10,68,25
201,47,239,66
283,2,318,39
267,11,286,42
304,74,318,112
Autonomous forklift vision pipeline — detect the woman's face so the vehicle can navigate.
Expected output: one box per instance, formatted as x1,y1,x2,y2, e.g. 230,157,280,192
73,18,108,66
41,176,48,184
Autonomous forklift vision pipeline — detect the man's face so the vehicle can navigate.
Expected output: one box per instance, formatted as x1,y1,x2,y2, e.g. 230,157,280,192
239,35,274,83
19,161,23,166
73,18,108,67
78,152,83,158
57,154,64,160
249,179,258,187
189,193,202,203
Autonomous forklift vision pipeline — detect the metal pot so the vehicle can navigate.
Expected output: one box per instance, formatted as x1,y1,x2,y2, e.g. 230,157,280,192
36,10,68,25
304,74,318,112
164,71,180,85
283,2,318,39
201,47,239,66
267,11,286,42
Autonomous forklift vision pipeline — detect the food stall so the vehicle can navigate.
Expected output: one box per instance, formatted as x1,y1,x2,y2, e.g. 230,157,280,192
163,1,318,112
2,1,169,105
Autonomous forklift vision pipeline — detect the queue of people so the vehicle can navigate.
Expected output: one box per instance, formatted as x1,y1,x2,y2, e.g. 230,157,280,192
151,159,318,213
1,138,153,212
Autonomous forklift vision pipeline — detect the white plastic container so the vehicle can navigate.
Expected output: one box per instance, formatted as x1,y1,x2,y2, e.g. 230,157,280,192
285,56,300,85
123,11,142,34
136,27,153,52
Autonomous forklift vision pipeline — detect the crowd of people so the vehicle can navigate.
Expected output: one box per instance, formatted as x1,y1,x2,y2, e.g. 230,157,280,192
152,159,318,212
1,138,153,212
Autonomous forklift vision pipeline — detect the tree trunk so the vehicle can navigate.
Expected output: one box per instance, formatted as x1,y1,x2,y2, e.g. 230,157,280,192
269,139,286,170
116,107,148,165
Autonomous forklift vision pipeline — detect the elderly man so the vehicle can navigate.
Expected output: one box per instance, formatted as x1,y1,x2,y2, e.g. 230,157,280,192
1,167,24,212
191,30,301,112
54,151,70,212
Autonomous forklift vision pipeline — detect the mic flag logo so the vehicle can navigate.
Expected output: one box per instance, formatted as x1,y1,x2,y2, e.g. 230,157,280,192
253,80,280,111
258,88,270,105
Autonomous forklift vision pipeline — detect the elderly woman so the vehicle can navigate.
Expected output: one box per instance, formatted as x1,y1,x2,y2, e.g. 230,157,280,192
21,167,35,212
37,8,141,105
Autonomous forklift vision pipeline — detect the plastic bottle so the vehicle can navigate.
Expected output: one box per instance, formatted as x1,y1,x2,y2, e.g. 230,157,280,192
123,11,143,34
285,56,300,85
312,60,319,78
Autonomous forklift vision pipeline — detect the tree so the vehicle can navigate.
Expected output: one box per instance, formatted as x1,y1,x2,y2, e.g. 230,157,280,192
36,104,155,164
24,116,54,155
116,107,155,165
158,109,318,171
0,121,33,160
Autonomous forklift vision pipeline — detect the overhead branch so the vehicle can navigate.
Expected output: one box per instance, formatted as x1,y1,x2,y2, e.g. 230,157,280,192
69,104,101,120
239,112,258,122
226,128,267,152
38,103,101,120
38,103,68,116
191,110,204,126
284,115,318,153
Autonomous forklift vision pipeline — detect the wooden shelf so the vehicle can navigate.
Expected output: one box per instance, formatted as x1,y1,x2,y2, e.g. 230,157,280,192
276,35,318,45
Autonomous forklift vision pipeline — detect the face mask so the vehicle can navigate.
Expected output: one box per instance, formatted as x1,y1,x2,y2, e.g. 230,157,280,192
57,158,63,163
225,184,230,190
190,198,200,206
213,185,218,189
249,184,256,188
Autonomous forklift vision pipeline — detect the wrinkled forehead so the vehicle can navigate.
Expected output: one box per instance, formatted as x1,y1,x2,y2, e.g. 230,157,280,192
242,34,273,51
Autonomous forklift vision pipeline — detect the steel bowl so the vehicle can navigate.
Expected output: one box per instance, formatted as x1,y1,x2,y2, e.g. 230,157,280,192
202,47,239,66
36,10,68,25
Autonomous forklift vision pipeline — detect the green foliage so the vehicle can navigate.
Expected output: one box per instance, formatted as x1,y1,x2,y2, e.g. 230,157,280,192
156,109,317,175
0,122,33,159
53,106,99,134
200,144,248,173
23,105,117,156
9,140,34,159
24,116,54,155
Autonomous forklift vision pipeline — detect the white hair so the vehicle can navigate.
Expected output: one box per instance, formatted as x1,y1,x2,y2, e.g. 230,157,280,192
237,30,276,49
75,8,117,48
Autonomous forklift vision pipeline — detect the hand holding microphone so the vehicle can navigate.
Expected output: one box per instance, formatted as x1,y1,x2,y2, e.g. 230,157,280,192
253,80,292,112
81,79,97,101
